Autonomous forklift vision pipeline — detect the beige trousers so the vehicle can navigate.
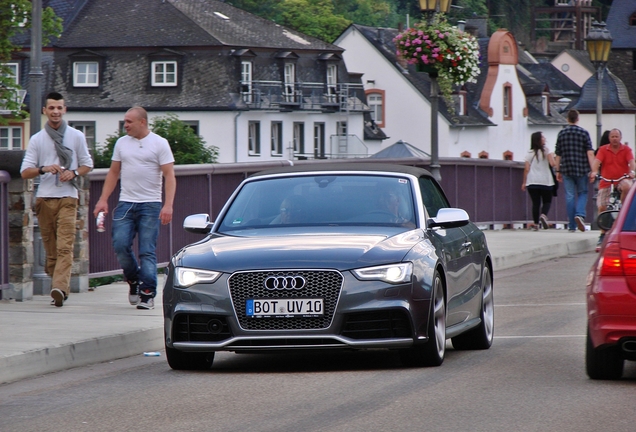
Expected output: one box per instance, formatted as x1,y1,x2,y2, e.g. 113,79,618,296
35,197,78,296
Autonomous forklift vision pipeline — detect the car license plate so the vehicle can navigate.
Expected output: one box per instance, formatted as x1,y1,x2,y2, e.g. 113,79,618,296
246,298,324,318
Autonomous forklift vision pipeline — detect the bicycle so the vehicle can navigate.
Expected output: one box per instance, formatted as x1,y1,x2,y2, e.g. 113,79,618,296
597,173,630,211
595,174,631,252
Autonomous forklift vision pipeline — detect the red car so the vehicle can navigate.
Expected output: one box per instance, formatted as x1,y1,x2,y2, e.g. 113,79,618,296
586,184,636,379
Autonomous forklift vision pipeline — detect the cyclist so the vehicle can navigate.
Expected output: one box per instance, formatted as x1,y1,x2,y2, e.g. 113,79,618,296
589,128,635,247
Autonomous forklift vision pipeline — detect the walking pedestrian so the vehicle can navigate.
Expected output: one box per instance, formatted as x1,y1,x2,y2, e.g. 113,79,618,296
522,132,556,230
554,109,595,232
93,106,176,310
20,92,94,307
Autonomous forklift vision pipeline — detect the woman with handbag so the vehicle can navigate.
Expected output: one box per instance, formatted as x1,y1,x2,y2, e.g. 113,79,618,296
522,132,557,231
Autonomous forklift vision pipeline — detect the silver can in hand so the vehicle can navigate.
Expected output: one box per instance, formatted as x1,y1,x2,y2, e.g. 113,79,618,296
96,211,106,232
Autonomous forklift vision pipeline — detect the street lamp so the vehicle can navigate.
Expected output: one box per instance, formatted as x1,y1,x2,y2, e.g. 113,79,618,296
585,21,612,147
419,0,452,182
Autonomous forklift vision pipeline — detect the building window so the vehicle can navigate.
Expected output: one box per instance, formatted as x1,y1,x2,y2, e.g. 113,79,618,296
503,83,512,120
68,121,96,154
73,61,99,87
284,63,295,103
630,13,636,26
326,64,337,103
3,62,19,85
271,121,283,156
241,61,253,103
314,122,325,158
0,126,22,150
152,61,177,86
248,121,260,156
366,89,385,127
293,122,305,155
182,120,199,135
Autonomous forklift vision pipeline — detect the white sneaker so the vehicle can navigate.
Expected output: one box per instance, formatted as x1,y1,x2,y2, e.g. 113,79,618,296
51,288,65,307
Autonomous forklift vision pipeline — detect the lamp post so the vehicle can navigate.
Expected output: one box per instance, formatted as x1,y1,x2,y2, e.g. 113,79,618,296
585,21,612,147
419,0,452,182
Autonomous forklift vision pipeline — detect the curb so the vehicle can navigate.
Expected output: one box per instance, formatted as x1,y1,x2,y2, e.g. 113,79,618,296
491,237,597,271
0,328,163,385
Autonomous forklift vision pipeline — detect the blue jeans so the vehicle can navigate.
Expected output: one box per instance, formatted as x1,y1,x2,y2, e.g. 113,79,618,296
562,175,588,231
112,201,161,297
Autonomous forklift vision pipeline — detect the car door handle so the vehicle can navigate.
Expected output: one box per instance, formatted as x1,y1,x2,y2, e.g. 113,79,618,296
462,242,472,248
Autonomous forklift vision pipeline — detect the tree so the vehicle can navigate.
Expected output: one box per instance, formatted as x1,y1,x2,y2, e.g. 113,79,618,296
0,0,62,122
93,114,219,168
277,0,351,42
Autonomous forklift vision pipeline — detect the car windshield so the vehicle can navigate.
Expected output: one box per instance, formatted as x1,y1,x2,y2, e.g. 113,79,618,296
217,174,417,232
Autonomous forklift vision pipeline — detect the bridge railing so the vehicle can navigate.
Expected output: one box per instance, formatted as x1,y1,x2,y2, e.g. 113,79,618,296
85,157,594,277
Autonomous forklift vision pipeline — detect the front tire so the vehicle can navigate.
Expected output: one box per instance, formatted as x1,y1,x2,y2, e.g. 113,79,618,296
452,265,494,350
400,270,446,367
166,346,215,371
586,329,623,380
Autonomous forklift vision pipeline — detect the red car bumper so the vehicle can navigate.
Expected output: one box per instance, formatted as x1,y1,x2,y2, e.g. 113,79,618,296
588,275,636,348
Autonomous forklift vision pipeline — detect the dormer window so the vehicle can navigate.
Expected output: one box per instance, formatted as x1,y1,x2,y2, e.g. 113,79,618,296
326,64,337,103
152,61,177,86
454,87,467,116
241,61,253,103
73,61,99,87
630,12,636,26
284,63,296,103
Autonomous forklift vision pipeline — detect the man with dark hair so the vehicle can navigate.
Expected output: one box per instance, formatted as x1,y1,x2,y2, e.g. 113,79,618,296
20,92,94,307
93,106,176,310
554,109,595,232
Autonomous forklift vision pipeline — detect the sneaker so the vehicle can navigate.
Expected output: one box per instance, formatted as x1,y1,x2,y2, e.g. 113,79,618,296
137,297,154,310
531,225,539,231
51,288,65,307
568,229,576,233
539,214,549,230
127,280,140,305
575,216,585,232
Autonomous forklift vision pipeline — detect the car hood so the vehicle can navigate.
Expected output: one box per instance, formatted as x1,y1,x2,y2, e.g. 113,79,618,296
174,230,424,272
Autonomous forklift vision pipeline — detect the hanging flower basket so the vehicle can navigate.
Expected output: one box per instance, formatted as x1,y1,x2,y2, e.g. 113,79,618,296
393,15,481,108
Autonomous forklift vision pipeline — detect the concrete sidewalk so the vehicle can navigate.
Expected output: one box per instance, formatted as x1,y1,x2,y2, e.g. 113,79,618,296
0,228,599,384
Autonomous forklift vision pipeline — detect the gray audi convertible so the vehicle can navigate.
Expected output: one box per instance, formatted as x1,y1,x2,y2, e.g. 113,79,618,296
163,164,494,370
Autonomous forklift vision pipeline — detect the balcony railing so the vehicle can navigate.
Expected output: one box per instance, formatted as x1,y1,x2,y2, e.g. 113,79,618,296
240,81,368,112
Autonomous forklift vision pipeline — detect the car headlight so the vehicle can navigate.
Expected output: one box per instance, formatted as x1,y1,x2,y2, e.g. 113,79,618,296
352,262,413,284
175,267,222,288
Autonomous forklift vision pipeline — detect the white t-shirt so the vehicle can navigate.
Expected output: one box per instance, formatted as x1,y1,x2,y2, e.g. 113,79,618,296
20,126,94,199
524,147,555,187
112,132,175,202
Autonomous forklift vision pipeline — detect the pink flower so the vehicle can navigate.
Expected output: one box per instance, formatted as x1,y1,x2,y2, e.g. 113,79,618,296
416,47,422,52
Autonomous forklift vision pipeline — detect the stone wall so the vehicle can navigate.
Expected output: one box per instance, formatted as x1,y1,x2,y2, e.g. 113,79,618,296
4,166,90,301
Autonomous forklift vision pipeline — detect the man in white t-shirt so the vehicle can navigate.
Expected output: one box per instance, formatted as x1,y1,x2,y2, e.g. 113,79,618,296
93,106,176,310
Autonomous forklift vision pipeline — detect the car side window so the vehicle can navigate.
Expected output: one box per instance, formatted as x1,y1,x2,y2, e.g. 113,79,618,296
418,176,450,218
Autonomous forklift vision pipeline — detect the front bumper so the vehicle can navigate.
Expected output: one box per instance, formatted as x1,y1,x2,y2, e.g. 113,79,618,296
164,270,432,352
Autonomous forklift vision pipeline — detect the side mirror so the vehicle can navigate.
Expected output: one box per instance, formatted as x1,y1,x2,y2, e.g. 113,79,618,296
183,213,213,234
597,210,619,231
427,208,470,229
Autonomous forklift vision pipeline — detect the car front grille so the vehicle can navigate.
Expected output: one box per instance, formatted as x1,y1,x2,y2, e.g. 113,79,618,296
173,314,232,342
228,270,343,331
341,310,412,339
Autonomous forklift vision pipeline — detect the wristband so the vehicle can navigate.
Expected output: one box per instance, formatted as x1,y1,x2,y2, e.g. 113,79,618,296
38,166,45,175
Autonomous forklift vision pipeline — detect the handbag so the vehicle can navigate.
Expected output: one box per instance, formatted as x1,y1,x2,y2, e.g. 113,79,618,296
550,167,558,197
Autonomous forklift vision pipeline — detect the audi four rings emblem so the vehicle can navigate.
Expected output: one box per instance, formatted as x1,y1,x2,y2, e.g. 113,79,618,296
264,276,306,290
